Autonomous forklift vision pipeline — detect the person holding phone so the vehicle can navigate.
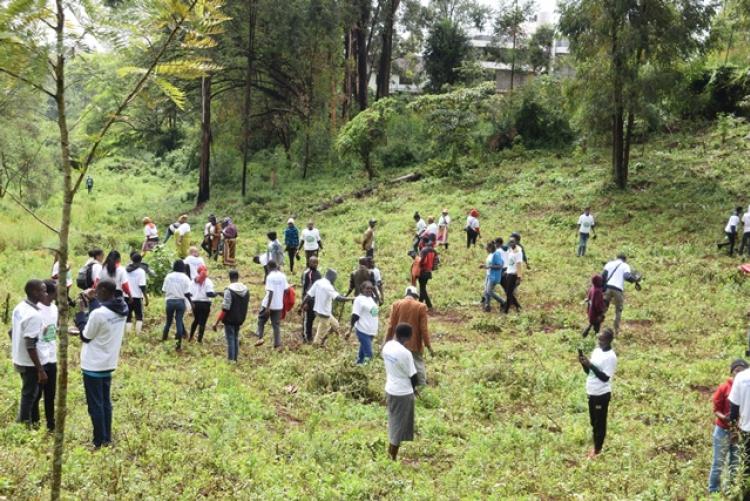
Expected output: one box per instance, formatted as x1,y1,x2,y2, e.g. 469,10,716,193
578,328,617,459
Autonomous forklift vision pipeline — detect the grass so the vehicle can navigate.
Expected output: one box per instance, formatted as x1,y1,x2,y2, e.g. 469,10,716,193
1,122,750,498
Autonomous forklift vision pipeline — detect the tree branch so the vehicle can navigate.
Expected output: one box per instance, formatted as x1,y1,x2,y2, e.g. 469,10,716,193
7,192,60,234
0,67,56,99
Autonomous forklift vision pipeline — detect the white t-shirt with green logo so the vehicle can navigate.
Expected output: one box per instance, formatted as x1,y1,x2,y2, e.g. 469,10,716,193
301,228,321,251
37,303,58,365
578,213,595,234
352,295,379,336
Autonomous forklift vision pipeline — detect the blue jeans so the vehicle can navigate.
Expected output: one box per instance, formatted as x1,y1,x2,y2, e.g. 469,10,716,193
709,425,738,493
83,374,112,447
163,299,186,344
225,324,240,361
577,232,590,256
356,329,374,364
483,277,505,308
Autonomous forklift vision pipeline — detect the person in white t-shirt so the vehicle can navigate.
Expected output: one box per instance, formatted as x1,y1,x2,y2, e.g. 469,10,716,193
502,239,524,313
367,257,384,305
256,261,288,348
719,206,742,256
729,359,750,491
305,269,352,346
349,281,379,364
602,253,641,334
174,215,191,259
382,323,418,461
437,209,451,249
36,280,58,431
740,205,750,257
97,250,132,299
189,264,216,343
299,221,322,263
465,209,480,248
578,327,617,458
161,260,193,350
141,217,159,254
183,246,205,279
125,253,149,335
425,217,438,238
412,212,427,253
11,279,47,426
577,207,596,257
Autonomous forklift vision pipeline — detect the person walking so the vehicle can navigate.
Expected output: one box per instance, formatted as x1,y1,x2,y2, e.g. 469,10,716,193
502,238,524,313
265,232,285,275
189,264,216,343
741,206,750,257
255,261,288,349
212,270,250,361
35,280,58,432
201,215,217,257
382,323,418,461
305,269,351,346
417,237,438,310
78,280,128,448
125,253,148,335
362,219,377,258
77,249,104,291
708,359,748,494
222,217,238,266
346,257,380,303
582,274,605,338
510,232,530,270
437,209,451,249
578,327,617,459
349,281,379,364
299,221,322,263
385,286,433,386
602,253,641,334
163,217,180,244
86,175,94,194
465,209,480,248
412,212,427,253
183,246,206,279
11,279,47,427
577,207,595,257
480,241,505,312
718,207,742,256
174,215,191,259
141,217,159,254
284,218,300,273
300,256,322,343
161,260,192,350
97,250,132,300
367,257,385,305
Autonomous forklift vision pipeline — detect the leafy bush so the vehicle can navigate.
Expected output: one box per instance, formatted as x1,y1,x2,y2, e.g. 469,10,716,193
144,244,178,295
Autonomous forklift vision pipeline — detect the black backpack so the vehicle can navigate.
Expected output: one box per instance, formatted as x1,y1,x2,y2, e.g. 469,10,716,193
76,262,95,289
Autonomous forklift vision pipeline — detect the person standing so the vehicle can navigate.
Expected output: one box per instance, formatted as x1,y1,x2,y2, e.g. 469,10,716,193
346,257,380,303
602,253,640,334
78,280,128,448
577,207,596,257
222,217,237,266
163,217,181,244
362,219,377,258
189,264,216,343
578,328,617,459
299,221,322,264
582,274,605,338
265,232,285,274
417,238,438,310
708,359,748,494
161,260,192,350
11,280,47,426
306,269,350,346
741,206,750,257
255,261,288,348
97,250,132,299
367,257,385,305
480,241,505,312
718,207,742,256
509,232,530,269
300,256,322,343
35,280,58,432
183,246,206,279
465,209,480,248
86,175,94,194
437,209,451,249
502,238,524,313
382,323,418,461
77,249,104,291
125,253,148,335
212,270,250,361
412,212,427,253
349,281,379,364
284,218,300,273
425,217,438,240
174,215,191,259
141,217,159,254
201,215,217,257
385,287,433,386
210,217,223,261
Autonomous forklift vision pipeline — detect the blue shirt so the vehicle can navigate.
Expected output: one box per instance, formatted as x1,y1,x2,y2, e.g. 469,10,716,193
488,250,504,284
284,226,299,248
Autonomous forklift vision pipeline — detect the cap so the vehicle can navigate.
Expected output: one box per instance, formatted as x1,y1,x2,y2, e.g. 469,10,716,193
442,208,448,213
732,359,749,372
404,286,419,298
287,218,295,224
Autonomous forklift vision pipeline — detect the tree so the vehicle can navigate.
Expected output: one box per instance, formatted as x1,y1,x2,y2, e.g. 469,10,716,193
376,0,400,100
527,24,555,74
560,0,713,188
494,0,535,92
335,98,396,179
423,18,470,91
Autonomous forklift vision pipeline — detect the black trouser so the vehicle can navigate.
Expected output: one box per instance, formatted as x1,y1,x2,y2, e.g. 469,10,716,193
418,272,433,309
302,308,316,343
582,319,602,337
466,228,478,248
190,301,212,342
127,297,143,322
588,392,611,453
33,363,56,431
201,236,212,256
740,232,750,256
719,231,737,255
503,274,521,312
17,365,40,425
163,227,174,243
366,248,374,258
286,246,297,273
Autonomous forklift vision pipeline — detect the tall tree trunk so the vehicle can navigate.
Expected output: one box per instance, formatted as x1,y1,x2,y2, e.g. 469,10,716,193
510,31,517,92
198,75,212,204
610,14,626,189
376,0,400,100
622,109,634,180
342,29,354,120
51,2,71,499
355,1,370,111
241,0,258,197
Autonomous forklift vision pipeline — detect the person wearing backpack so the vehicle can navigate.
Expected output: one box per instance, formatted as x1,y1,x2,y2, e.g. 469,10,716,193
602,253,641,334
213,270,249,361
417,237,438,310
77,249,104,290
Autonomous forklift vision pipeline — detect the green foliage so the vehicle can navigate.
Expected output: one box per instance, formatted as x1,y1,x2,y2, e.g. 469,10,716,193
335,99,397,179
423,18,470,92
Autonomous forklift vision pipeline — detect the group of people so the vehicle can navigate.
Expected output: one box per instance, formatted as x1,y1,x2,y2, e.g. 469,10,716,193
717,205,750,257
147,214,239,266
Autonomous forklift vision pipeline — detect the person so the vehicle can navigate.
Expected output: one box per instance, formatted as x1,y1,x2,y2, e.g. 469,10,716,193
578,327,617,459
161,260,192,350
86,175,93,194
417,237,438,310
256,261,288,348
183,246,205,279
385,286,433,386
367,257,385,305
189,264,216,343
51,254,73,292
11,279,47,426
466,209,480,248
97,250,131,299
284,218,300,273
708,359,748,494
174,215,191,259
35,280,58,432
602,253,640,334
362,219,376,258
480,241,505,312
349,281,379,364
77,249,104,291
741,205,750,257
382,323,418,461
300,256,322,343
125,253,148,335
510,231,530,269
347,257,380,303
718,207,742,256
265,232,285,275
222,217,237,266
577,207,595,257
729,359,750,496
212,270,249,361
299,221,322,263
162,217,181,244
425,217,438,239
582,274,605,338
502,238,524,313
78,280,128,448
305,269,351,346
412,212,427,253
141,217,159,254
201,215,217,257
437,209,451,249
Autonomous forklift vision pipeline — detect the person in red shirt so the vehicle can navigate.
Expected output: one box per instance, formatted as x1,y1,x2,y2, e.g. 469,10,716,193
582,274,605,338
709,358,748,493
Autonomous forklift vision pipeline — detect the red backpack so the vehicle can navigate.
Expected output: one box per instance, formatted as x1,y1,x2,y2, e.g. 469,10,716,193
281,286,296,319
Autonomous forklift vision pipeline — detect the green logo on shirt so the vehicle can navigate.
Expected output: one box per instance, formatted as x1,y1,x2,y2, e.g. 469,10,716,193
42,325,57,342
